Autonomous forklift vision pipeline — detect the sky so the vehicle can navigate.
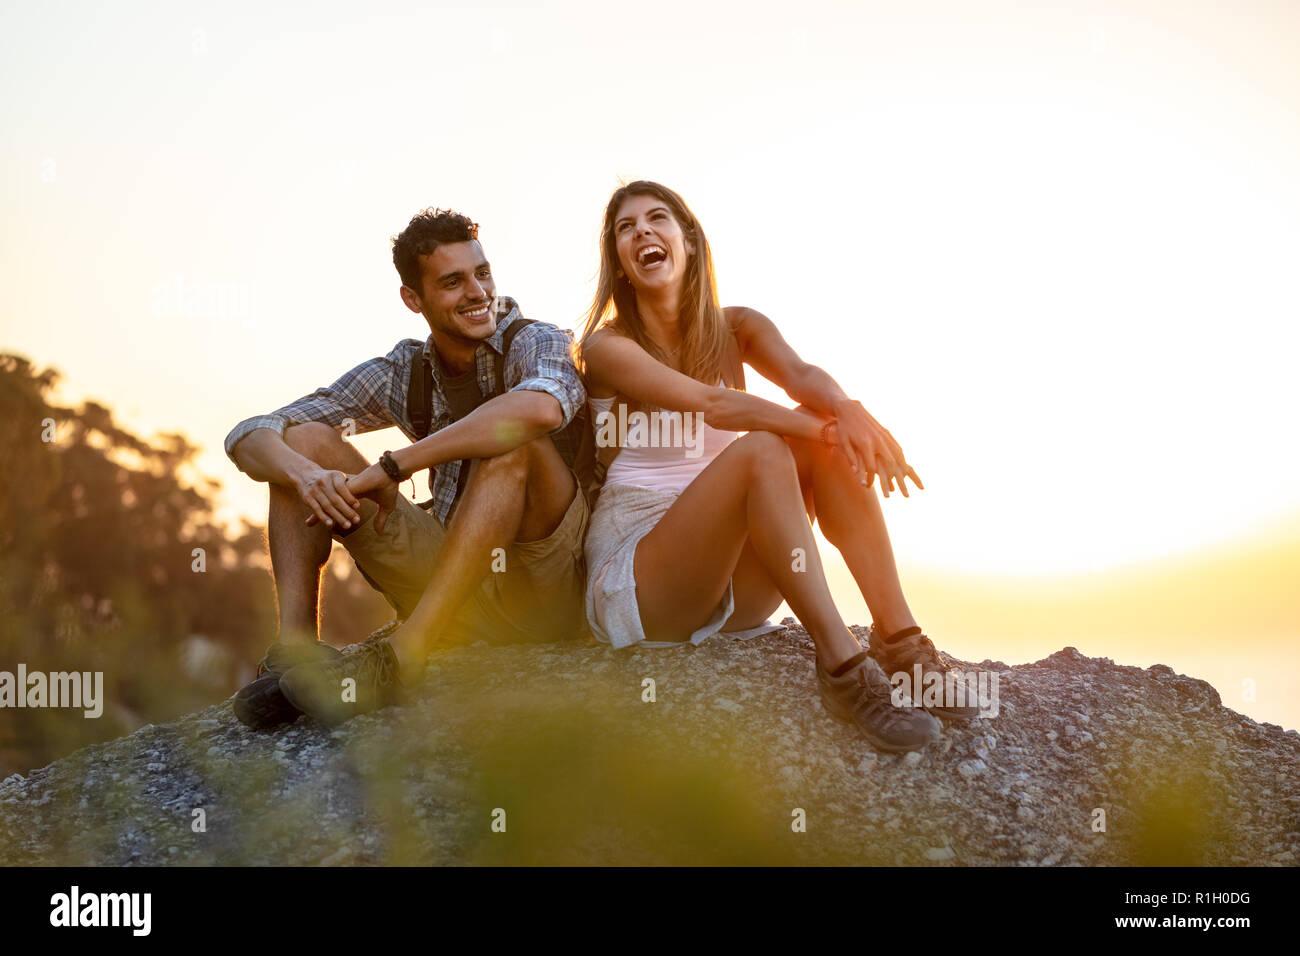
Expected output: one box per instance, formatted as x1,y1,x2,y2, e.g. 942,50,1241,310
2,1,1297,725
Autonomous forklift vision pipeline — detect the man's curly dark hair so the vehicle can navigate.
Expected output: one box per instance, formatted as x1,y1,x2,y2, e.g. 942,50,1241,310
392,208,480,291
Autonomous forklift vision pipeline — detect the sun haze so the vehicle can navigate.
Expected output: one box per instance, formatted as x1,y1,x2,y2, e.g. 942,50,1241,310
2,1,1296,728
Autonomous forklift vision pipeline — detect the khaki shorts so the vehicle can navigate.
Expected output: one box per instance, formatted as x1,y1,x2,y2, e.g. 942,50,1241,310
336,476,591,646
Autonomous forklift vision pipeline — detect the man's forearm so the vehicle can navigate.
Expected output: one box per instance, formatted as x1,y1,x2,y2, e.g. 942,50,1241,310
386,390,563,476
231,428,319,486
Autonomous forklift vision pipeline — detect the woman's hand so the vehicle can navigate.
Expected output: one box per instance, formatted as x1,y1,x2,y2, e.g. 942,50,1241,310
830,399,923,498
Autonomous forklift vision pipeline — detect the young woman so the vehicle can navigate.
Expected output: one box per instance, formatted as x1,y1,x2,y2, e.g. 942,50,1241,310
576,181,980,753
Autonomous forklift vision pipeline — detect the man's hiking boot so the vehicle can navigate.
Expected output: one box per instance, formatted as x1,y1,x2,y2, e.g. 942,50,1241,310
233,674,299,730
817,654,941,753
278,630,406,726
255,640,344,678
867,624,982,720
233,640,343,731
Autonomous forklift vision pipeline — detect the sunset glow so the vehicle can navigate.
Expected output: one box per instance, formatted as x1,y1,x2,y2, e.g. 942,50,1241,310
3,1,1297,729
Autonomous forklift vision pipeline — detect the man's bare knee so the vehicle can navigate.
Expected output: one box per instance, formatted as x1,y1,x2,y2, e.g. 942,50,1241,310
284,422,341,455
284,422,366,471
477,435,555,478
474,441,531,481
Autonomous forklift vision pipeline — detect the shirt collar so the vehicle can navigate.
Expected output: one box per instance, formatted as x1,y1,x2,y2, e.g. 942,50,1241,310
421,295,521,364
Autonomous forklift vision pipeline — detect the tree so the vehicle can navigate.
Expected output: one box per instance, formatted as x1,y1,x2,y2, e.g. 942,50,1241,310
0,354,390,774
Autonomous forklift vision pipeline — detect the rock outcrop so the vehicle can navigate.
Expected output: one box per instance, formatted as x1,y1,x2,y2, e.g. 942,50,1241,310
1,623,1296,865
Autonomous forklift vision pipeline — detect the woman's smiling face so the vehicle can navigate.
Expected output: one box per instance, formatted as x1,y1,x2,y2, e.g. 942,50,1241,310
613,193,694,294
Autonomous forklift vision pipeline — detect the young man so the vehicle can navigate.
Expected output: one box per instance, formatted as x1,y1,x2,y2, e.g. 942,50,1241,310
225,208,588,729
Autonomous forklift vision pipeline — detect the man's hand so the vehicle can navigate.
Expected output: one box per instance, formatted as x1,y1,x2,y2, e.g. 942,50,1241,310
344,463,398,534
829,399,923,498
294,464,362,530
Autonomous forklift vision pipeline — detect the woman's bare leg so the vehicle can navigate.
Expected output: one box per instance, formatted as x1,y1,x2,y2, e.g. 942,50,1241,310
788,420,918,637
722,441,814,630
632,431,862,669
720,412,918,637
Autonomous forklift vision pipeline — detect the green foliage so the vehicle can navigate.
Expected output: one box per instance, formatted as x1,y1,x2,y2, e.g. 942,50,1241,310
462,696,801,865
0,354,390,775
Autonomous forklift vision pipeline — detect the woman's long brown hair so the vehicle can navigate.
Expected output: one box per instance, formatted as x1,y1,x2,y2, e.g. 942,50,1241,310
575,181,737,394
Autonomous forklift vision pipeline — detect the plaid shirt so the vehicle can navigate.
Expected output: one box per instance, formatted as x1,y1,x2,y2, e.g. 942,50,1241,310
224,297,586,524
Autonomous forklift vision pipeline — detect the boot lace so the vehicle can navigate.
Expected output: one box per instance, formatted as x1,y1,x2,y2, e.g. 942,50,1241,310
850,663,919,732
359,634,400,690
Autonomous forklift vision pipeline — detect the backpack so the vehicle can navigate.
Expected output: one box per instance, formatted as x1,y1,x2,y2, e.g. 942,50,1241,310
406,316,609,507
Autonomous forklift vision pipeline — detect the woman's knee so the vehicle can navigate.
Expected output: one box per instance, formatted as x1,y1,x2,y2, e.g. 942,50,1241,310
736,430,798,476
783,409,842,483
784,407,833,455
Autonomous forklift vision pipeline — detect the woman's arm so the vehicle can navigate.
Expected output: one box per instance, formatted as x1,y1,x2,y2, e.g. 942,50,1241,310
726,306,923,496
582,328,827,442
726,306,852,412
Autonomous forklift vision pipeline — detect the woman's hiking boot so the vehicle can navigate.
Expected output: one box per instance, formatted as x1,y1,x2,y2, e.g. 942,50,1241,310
817,654,941,752
867,625,983,720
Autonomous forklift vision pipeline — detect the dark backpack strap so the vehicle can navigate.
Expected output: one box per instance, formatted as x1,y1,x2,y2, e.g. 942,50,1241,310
408,319,535,443
445,317,538,509
406,347,434,440
494,317,536,395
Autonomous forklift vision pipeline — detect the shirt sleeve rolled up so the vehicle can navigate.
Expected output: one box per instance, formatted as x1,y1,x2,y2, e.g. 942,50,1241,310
223,344,408,472
503,323,586,432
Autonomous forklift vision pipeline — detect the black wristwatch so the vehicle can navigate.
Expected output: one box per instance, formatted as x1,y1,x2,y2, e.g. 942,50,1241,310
378,450,407,482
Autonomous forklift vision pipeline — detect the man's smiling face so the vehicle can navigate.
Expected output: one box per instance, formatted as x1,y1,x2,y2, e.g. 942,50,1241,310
407,239,498,344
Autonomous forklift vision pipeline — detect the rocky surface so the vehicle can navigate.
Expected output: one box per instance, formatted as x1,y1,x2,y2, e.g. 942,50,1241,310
1,622,1296,866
